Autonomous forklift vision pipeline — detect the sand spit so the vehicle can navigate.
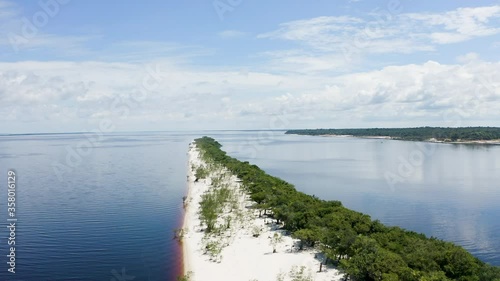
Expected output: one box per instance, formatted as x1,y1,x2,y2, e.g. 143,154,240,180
182,142,344,281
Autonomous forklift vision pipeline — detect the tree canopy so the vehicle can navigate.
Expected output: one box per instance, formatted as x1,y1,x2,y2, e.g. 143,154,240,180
285,127,500,142
194,136,500,281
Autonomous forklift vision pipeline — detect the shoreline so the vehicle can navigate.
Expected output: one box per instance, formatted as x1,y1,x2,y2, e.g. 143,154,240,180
317,134,500,145
182,137,500,279
182,142,344,281
182,142,199,278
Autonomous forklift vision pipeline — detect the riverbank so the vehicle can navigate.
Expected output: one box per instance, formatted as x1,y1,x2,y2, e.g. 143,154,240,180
287,127,500,145
182,142,344,281
318,134,500,144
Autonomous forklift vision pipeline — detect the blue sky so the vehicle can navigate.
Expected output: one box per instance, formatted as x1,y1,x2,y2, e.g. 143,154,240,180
0,0,499,133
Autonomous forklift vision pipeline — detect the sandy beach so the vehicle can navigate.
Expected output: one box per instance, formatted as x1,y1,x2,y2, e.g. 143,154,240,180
182,142,345,281
432,139,500,145
321,134,500,145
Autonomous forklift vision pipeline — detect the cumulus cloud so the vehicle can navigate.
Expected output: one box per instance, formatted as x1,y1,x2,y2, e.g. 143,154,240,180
257,5,500,67
1,2,499,132
0,59,499,132
260,5,500,49
405,6,500,44
262,60,500,128
456,52,480,63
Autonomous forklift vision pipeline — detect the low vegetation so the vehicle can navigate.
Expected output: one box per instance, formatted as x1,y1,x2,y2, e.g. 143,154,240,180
286,127,500,142
177,271,193,281
192,155,251,263
194,136,500,281
270,232,284,253
173,228,185,242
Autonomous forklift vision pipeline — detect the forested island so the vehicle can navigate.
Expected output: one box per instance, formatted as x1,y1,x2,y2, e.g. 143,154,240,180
285,127,500,143
193,136,500,281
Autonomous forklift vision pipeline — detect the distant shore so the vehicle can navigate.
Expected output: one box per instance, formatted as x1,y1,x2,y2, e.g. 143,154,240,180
316,134,500,145
286,127,500,145
182,142,344,281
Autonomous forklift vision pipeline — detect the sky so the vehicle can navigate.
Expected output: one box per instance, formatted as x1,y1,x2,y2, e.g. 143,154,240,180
0,0,499,133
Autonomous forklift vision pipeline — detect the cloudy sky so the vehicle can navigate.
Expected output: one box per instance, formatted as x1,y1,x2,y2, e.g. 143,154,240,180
0,0,499,133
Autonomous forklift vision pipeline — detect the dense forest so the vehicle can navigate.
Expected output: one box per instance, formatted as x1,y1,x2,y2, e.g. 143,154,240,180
194,136,500,281
285,127,500,142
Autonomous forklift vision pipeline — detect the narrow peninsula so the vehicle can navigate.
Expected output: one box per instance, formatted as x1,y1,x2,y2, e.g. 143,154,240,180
181,137,500,281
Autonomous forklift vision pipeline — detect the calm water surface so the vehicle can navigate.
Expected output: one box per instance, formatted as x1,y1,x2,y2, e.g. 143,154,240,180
0,132,199,281
0,131,498,281
214,131,500,266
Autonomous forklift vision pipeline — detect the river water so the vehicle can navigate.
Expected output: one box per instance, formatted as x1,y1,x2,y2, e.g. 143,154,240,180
0,130,498,280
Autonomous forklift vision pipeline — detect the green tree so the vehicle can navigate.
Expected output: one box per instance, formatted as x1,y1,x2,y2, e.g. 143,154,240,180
195,166,209,181
292,228,318,250
193,136,500,280
199,193,218,232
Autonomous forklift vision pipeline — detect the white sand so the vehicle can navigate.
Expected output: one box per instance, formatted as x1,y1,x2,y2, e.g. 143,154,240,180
428,138,500,145
183,143,345,281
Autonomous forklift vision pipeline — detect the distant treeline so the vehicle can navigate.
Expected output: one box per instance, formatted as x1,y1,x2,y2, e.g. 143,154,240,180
194,136,500,281
285,127,500,141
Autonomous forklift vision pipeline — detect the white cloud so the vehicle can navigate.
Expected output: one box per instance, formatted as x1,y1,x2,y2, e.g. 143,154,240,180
258,5,500,57
0,1,213,62
405,6,500,44
261,60,500,128
456,52,480,64
0,0,93,56
1,3,499,132
1,59,499,132
0,34,95,56
256,49,356,74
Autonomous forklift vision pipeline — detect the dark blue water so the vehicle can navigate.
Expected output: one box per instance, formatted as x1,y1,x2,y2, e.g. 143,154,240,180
0,132,201,281
0,131,498,281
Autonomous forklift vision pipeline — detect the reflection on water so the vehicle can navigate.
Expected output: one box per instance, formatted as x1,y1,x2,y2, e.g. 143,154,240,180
0,132,199,281
0,130,498,281
213,132,500,266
